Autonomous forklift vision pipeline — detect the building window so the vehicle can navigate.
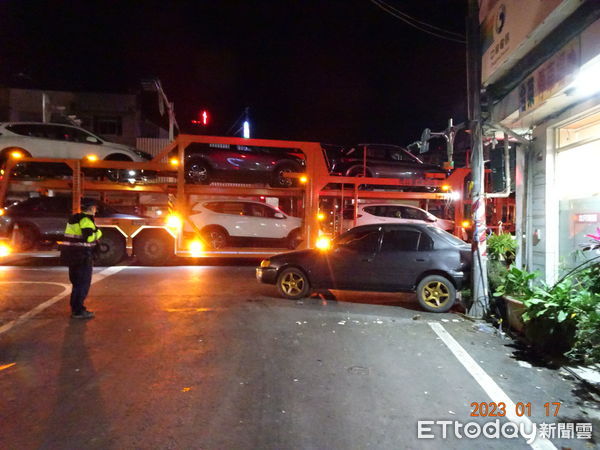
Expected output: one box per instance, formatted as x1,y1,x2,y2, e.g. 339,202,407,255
556,112,600,270
94,116,122,136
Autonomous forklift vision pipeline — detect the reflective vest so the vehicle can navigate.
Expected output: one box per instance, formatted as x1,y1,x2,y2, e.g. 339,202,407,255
61,213,103,247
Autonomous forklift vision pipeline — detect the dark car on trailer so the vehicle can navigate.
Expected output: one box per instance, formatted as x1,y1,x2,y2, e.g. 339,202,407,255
0,196,144,264
182,142,306,187
256,223,471,312
324,143,446,181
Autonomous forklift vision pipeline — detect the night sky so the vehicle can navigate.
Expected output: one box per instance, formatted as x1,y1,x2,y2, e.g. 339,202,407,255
1,0,468,146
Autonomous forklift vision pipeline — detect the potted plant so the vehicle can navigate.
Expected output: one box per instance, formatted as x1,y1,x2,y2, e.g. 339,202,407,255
493,265,537,332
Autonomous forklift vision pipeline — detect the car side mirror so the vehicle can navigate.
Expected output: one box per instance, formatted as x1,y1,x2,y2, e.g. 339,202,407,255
86,136,99,144
426,217,436,223
274,212,285,219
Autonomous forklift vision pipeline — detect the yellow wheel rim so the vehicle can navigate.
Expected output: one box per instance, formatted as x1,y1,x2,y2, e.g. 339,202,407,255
421,281,450,308
280,272,305,296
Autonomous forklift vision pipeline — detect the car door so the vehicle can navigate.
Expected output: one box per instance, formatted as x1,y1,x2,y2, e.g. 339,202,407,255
39,125,72,158
217,202,252,237
244,203,288,239
60,126,102,159
373,227,434,289
43,197,72,237
325,227,383,290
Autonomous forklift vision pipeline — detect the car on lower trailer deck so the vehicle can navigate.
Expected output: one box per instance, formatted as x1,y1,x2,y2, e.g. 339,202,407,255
256,223,471,312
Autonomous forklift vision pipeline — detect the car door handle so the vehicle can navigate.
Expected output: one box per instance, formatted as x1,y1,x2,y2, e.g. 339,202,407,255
415,258,427,262
362,257,374,262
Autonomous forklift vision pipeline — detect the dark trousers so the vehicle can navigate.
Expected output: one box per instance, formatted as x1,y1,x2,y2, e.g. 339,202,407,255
68,262,93,314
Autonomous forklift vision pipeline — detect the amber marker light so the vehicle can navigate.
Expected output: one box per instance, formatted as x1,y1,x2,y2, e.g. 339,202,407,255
0,242,11,257
188,239,204,257
317,212,326,221
169,158,179,166
165,214,182,230
299,175,308,184
0,208,4,216
441,184,451,192
461,220,471,228
85,154,98,162
10,150,23,159
315,236,331,250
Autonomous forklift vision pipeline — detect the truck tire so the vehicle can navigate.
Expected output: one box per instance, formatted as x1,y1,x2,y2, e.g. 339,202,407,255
94,229,126,266
134,230,174,266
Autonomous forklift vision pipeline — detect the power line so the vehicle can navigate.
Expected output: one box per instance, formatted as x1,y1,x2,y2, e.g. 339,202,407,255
376,0,465,38
369,0,466,44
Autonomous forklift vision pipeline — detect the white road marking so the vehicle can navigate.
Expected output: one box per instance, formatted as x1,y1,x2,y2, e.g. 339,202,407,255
0,265,128,336
428,322,557,450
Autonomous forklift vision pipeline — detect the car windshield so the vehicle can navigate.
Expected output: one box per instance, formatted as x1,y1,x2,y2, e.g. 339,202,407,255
428,226,467,246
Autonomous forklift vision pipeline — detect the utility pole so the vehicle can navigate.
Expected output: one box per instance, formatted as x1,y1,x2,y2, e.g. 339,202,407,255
467,0,489,317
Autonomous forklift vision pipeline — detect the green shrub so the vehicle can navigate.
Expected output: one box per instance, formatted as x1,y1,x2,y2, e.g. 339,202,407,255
487,233,517,264
493,265,537,300
519,262,600,363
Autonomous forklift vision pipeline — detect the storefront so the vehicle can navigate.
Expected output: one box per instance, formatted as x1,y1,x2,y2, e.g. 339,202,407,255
481,0,600,284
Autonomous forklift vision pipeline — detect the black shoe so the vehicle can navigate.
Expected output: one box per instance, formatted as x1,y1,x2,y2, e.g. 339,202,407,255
71,311,95,319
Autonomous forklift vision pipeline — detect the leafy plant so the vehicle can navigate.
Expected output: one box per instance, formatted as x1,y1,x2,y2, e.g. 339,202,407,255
520,262,600,362
487,232,517,264
488,259,508,293
493,265,537,300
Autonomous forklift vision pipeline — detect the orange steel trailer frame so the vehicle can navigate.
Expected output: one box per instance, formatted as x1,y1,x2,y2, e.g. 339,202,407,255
0,135,472,263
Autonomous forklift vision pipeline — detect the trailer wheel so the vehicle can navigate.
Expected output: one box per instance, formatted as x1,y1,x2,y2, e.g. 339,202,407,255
134,230,174,265
94,229,126,266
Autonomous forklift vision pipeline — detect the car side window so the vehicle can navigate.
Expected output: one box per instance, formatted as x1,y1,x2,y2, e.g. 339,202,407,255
337,229,380,253
247,204,266,217
381,229,421,252
203,202,222,213
401,206,428,220
65,127,98,143
219,202,246,215
385,206,403,218
6,124,36,136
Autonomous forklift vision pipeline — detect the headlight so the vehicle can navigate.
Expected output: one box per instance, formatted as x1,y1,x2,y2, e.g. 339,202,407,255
260,260,271,268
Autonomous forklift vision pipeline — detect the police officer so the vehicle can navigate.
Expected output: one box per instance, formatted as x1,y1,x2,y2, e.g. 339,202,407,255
60,198,103,319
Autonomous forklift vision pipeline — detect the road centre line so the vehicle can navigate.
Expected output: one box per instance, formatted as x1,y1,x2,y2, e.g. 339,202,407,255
428,322,557,450
0,265,128,336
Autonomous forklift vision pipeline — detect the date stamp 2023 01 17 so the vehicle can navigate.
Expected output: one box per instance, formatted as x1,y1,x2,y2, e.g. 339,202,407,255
417,402,594,443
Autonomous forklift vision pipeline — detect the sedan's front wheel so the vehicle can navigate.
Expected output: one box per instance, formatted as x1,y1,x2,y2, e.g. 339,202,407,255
276,267,311,299
416,275,456,313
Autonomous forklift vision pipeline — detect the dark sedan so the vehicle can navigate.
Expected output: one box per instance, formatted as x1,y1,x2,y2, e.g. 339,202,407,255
256,223,471,312
325,143,446,181
182,143,305,187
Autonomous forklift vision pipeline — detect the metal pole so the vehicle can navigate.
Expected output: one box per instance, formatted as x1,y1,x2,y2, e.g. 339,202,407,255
467,0,489,317
168,102,175,142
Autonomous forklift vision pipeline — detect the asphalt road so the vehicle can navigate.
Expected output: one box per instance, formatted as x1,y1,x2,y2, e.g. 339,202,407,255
0,257,598,449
